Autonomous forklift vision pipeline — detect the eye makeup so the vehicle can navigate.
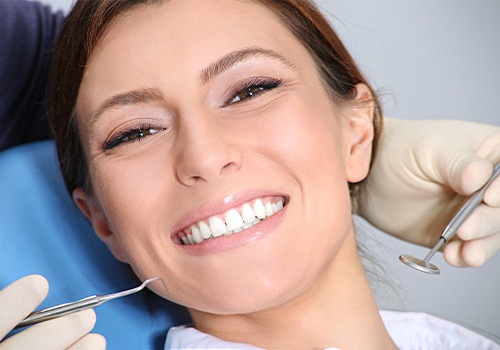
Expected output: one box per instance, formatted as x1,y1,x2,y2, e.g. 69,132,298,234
103,124,166,150
224,77,283,107
101,76,284,150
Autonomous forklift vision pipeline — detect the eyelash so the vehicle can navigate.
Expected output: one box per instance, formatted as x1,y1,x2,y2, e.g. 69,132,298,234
104,124,165,150
102,78,282,150
226,77,283,106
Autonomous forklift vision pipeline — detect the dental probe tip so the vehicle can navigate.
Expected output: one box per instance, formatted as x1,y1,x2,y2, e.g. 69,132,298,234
143,277,160,285
145,277,169,294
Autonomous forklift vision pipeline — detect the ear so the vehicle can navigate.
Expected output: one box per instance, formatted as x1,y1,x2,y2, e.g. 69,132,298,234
345,83,375,183
72,187,129,263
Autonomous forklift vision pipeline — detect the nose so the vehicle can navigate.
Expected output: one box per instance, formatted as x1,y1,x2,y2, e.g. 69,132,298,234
175,115,242,186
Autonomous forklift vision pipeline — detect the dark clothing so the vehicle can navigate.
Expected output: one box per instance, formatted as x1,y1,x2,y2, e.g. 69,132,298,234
0,0,64,151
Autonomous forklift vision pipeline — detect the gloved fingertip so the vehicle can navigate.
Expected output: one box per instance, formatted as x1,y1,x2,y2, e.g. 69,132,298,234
67,333,106,350
443,241,468,267
457,157,493,195
72,309,97,332
28,274,49,293
461,242,487,268
17,275,49,304
88,333,106,349
484,176,500,207
92,333,106,348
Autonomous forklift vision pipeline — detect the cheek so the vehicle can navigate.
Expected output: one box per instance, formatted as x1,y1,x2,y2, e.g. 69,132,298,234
254,92,348,184
90,152,172,238
88,157,187,293
246,96,353,273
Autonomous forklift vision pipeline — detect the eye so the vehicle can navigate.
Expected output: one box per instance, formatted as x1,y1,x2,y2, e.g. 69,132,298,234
104,125,165,150
226,78,282,105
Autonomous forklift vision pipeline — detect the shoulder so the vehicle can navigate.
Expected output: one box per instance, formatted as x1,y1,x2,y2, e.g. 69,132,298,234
0,0,64,36
380,310,500,350
0,0,64,74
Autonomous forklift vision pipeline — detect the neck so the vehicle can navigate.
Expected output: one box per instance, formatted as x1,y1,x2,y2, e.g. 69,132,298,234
189,232,397,350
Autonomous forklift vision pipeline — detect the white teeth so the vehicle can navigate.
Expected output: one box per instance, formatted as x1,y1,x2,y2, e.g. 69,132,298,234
225,209,244,231
253,199,266,219
264,202,274,217
272,203,278,212
276,200,284,210
181,198,285,245
209,216,227,237
199,221,211,239
241,204,256,223
243,218,261,229
191,225,203,243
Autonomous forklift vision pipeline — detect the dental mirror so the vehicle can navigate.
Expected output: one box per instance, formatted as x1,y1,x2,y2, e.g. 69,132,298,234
400,162,500,275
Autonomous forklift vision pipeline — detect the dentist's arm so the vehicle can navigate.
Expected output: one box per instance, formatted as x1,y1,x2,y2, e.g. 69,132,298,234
0,275,105,350
360,118,500,267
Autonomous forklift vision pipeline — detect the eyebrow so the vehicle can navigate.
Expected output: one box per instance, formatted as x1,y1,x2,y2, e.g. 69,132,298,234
199,47,297,85
90,48,295,125
90,87,164,127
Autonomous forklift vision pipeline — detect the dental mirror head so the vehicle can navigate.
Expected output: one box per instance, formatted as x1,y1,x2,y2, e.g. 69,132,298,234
399,254,440,275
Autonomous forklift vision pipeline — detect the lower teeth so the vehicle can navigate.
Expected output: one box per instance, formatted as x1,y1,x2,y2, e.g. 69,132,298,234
183,218,263,245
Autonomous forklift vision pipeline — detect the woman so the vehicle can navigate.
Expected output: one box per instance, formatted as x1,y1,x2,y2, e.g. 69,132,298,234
1,0,499,348
0,0,498,264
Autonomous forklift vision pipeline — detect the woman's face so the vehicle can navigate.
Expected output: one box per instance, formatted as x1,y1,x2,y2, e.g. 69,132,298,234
75,0,373,314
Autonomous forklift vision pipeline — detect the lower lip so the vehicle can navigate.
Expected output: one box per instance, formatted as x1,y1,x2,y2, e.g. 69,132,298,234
176,205,287,256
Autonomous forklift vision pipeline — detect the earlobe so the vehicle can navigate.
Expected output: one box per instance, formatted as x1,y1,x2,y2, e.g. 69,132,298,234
345,83,375,183
72,188,129,263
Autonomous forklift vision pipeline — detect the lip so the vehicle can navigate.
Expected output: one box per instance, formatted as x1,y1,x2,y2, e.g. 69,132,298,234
177,203,287,255
170,189,289,255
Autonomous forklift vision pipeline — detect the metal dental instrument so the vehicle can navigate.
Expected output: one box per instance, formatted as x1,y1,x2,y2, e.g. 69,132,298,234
400,162,500,275
16,277,161,329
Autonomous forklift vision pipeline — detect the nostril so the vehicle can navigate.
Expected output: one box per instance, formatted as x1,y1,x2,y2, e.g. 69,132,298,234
177,145,242,185
220,161,238,175
191,175,203,182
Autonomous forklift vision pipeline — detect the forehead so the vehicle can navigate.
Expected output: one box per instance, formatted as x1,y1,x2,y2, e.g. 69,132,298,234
88,0,300,71
80,0,308,92
77,0,317,121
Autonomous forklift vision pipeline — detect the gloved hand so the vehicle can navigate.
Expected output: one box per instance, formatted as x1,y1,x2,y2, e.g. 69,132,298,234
360,118,500,268
0,275,105,350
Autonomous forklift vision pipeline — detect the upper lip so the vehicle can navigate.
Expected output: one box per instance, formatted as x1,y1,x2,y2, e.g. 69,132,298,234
170,189,288,238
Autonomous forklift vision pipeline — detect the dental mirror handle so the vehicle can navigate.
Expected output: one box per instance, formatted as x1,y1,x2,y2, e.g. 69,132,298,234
424,162,500,262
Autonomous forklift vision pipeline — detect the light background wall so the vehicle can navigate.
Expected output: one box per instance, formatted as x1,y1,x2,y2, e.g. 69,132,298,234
36,0,500,342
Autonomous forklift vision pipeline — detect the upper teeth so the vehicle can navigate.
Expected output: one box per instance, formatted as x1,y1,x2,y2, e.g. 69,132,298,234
181,198,284,245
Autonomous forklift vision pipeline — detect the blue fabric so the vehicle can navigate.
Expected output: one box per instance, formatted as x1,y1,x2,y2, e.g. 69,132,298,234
0,141,191,349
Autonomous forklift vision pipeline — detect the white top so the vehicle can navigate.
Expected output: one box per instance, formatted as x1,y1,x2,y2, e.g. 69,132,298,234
165,310,499,349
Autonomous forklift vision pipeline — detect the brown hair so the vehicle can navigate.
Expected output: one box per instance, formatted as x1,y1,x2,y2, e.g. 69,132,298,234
48,0,382,211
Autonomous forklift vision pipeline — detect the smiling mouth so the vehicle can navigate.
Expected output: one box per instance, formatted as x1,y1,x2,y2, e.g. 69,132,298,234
177,196,286,245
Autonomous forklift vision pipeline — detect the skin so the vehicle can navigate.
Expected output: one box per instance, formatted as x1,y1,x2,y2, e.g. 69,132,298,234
73,0,396,348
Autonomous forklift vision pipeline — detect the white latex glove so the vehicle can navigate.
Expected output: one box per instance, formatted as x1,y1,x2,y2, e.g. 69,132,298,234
0,275,106,350
360,118,500,268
